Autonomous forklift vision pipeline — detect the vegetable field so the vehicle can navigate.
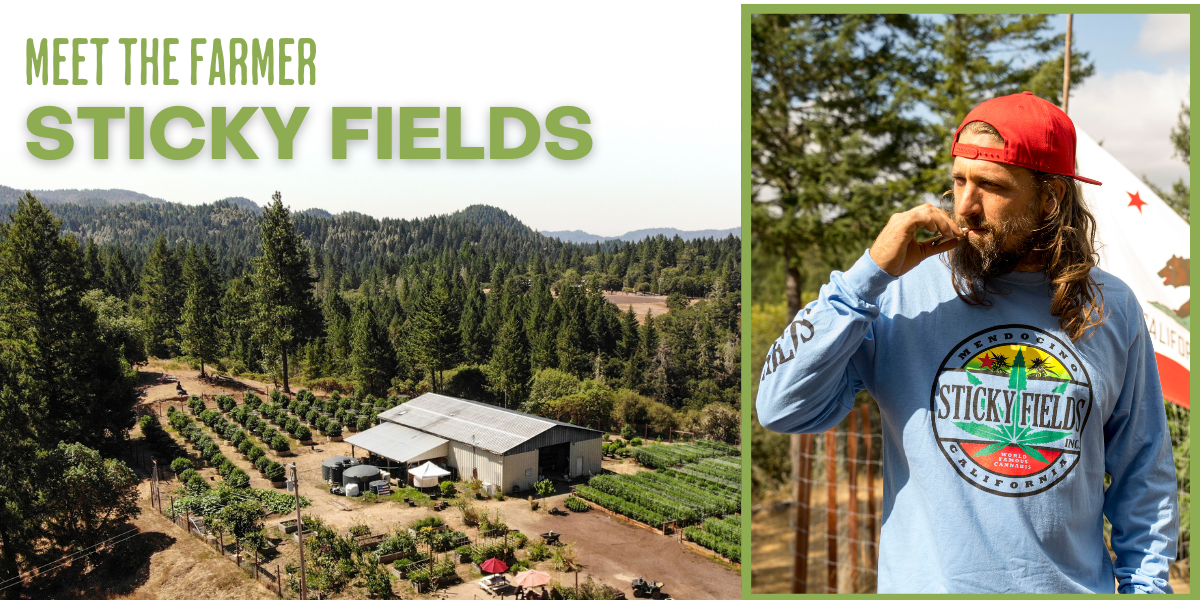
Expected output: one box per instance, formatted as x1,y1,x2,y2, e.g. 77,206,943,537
573,441,741,562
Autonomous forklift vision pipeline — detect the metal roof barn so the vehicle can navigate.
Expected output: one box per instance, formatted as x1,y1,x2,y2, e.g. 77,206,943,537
343,422,448,463
377,393,602,455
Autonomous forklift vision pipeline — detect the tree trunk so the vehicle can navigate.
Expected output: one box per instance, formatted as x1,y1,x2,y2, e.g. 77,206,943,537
783,240,803,317
281,346,291,394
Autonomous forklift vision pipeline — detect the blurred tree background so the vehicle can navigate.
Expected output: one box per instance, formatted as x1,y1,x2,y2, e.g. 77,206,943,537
750,13,1097,502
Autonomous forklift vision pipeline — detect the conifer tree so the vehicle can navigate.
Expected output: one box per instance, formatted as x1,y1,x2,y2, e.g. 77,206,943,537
252,192,318,393
489,309,530,408
140,235,184,356
179,244,222,376
411,282,460,391
350,297,395,395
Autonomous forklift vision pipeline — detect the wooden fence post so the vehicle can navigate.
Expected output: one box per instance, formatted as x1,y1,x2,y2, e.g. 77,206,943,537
848,409,859,590
276,565,282,597
826,429,837,594
791,433,813,594
862,403,877,572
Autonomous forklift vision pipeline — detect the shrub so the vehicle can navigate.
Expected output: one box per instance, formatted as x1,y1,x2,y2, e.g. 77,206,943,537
357,416,371,431
248,445,266,462
271,435,291,453
171,457,194,473
334,408,346,423
185,474,211,494
439,481,456,496
139,414,159,439
620,424,636,439
306,409,319,424
295,425,312,442
210,454,228,469
178,468,198,483
349,523,370,537
285,417,299,434
188,396,205,414
243,392,262,410
225,469,250,489
528,539,550,561
315,415,329,431
216,395,236,412
263,461,286,481
629,437,643,446
238,439,253,455
564,496,590,512
324,421,342,438
255,456,271,472
534,479,555,497
270,389,285,404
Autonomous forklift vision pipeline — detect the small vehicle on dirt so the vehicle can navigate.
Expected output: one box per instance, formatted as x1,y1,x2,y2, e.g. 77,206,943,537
631,578,665,598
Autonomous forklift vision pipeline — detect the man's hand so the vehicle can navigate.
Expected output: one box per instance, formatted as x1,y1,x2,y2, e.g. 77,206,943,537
869,204,965,277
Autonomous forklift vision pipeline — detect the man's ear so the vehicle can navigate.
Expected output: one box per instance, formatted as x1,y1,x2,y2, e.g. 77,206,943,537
1042,179,1067,215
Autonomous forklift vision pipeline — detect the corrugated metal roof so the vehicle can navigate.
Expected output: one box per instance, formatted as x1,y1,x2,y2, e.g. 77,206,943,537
378,393,599,454
344,422,448,462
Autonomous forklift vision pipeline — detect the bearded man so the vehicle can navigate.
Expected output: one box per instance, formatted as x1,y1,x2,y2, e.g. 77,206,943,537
756,92,1178,593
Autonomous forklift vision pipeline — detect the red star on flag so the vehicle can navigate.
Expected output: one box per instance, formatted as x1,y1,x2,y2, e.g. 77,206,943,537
1127,191,1147,213
978,354,995,369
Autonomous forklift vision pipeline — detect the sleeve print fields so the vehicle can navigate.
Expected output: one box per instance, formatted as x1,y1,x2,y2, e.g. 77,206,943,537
756,250,897,434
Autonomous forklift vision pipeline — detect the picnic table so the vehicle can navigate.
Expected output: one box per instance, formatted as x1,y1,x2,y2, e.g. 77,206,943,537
479,574,515,596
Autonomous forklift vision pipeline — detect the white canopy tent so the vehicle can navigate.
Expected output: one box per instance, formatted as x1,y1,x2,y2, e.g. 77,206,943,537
409,461,451,488
1076,128,1190,408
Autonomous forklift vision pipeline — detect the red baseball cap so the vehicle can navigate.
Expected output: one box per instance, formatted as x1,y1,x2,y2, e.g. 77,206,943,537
951,91,1102,186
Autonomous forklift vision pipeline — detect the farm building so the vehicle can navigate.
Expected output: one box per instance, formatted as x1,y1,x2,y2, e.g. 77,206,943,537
344,393,603,493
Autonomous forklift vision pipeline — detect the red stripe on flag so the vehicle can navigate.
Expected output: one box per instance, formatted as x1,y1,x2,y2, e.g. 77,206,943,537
1155,353,1190,409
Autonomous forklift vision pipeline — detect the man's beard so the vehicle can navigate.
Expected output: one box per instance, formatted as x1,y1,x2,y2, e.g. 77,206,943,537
949,203,1044,284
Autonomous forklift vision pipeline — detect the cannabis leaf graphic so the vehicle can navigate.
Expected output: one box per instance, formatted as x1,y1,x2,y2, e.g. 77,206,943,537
1029,356,1057,378
953,348,1074,463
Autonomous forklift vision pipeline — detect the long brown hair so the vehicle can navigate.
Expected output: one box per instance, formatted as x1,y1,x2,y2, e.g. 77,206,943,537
949,122,1105,341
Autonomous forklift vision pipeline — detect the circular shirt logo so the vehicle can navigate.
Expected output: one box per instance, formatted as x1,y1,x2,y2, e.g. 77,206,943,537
930,325,1093,497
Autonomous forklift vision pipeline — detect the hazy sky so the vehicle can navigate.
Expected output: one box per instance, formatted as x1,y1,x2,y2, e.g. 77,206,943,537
3,1,742,237
1064,13,1191,187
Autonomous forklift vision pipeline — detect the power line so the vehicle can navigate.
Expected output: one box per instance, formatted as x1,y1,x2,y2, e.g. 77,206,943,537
0,528,143,592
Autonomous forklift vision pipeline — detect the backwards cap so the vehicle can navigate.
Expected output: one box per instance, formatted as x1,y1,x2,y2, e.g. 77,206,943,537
951,91,1102,186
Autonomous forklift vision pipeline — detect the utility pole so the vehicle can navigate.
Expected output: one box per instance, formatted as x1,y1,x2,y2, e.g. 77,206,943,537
290,463,307,600
1062,14,1074,114
151,459,159,510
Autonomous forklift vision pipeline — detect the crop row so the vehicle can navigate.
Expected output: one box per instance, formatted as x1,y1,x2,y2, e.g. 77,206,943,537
574,486,667,529
631,442,724,469
587,475,698,524
684,523,740,563
658,467,740,496
695,439,740,457
631,471,739,515
700,516,740,545
682,459,740,486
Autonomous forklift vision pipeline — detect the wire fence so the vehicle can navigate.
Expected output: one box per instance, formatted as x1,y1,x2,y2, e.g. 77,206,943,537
148,480,290,597
789,401,1192,593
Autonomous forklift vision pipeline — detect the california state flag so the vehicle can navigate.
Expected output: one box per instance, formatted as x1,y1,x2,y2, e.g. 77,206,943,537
1076,129,1190,409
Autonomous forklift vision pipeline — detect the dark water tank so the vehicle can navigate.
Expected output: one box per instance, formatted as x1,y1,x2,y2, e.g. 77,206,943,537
342,465,383,490
321,455,355,481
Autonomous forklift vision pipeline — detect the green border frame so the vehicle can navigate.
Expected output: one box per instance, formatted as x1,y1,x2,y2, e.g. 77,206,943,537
740,5,1196,598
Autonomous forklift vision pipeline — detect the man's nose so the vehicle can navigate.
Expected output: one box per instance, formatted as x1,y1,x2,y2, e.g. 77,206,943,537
956,183,983,218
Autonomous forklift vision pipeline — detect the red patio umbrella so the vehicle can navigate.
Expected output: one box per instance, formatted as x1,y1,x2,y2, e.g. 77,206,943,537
480,558,509,573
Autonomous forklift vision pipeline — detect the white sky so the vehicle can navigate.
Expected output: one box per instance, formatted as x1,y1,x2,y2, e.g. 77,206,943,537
2,1,742,237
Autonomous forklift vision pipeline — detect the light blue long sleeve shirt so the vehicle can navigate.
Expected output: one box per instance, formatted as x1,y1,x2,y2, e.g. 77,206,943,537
756,250,1178,593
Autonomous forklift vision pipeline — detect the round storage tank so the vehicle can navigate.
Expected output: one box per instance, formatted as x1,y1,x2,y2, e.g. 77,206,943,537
342,465,382,491
321,456,355,481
